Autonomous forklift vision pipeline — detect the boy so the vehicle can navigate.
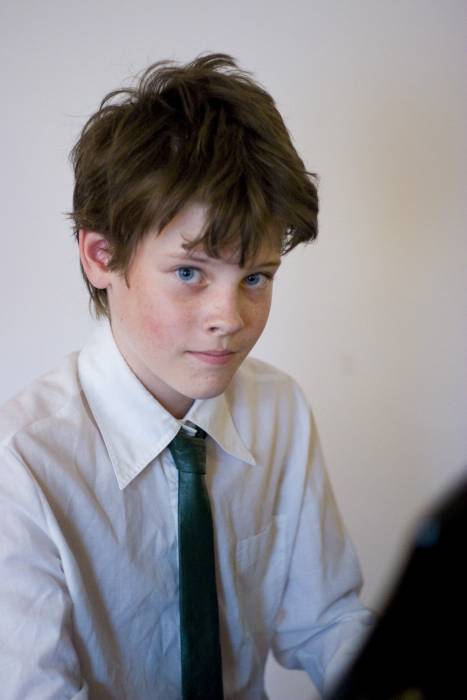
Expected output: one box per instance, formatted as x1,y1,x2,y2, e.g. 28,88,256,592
0,54,373,699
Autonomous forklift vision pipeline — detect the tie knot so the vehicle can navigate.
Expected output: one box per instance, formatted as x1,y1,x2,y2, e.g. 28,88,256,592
168,429,207,474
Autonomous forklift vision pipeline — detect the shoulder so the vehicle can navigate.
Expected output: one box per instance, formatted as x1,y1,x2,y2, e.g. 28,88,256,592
232,355,308,398
235,355,294,384
0,352,82,450
227,355,311,423
224,358,322,483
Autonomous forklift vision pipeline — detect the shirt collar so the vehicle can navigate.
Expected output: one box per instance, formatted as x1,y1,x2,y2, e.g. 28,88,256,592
78,322,255,489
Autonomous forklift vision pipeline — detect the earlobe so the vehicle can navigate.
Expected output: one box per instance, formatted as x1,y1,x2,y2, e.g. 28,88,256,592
79,230,112,289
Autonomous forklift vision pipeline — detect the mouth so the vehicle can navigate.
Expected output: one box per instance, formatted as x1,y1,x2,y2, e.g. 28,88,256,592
187,350,237,366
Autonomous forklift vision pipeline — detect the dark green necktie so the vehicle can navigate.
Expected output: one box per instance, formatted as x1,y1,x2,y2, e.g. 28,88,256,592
168,427,224,700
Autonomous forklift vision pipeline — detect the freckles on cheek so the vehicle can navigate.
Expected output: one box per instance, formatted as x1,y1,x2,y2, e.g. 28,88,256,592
140,307,178,349
142,314,164,340
251,303,271,333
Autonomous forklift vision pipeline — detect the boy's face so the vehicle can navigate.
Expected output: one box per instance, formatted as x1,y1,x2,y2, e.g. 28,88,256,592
86,204,281,418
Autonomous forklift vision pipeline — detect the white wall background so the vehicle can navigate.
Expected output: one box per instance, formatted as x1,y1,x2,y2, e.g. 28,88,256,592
1,1,466,698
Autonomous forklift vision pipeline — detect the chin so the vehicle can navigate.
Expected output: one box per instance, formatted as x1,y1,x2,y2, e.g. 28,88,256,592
188,377,234,401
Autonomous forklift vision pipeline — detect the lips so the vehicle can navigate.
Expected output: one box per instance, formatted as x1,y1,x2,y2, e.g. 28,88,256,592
187,350,236,366
198,350,233,355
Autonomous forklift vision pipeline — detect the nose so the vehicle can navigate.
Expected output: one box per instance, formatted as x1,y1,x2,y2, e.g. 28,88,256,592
204,287,245,337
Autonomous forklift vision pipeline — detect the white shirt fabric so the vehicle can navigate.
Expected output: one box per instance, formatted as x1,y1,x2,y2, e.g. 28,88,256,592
0,322,373,700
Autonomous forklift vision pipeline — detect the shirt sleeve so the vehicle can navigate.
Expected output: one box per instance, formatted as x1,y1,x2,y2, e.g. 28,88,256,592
0,446,89,700
270,398,375,697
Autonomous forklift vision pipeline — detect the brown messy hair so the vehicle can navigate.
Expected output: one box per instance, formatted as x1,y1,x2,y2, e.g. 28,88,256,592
69,53,319,317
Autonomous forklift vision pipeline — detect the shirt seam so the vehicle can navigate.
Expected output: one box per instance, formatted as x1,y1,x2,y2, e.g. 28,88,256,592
0,443,57,540
0,389,86,450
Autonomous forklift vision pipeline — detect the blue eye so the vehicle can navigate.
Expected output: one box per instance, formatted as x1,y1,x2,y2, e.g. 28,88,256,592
176,267,200,283
245,273,267,287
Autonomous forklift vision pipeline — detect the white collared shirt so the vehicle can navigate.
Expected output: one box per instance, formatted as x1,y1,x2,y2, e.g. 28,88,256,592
0,322,373,699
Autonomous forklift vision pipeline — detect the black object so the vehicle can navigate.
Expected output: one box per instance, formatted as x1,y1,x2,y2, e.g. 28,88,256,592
327,473,467,700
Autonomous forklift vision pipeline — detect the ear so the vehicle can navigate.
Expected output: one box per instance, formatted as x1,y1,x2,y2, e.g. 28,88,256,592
79,230,112,289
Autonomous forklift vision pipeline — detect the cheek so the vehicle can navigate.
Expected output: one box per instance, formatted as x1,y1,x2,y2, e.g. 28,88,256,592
140,302,193,348
140,309,170,345
246,298,272,337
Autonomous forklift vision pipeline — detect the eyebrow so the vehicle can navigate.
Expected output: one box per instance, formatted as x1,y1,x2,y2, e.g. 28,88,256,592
168,252,282,269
